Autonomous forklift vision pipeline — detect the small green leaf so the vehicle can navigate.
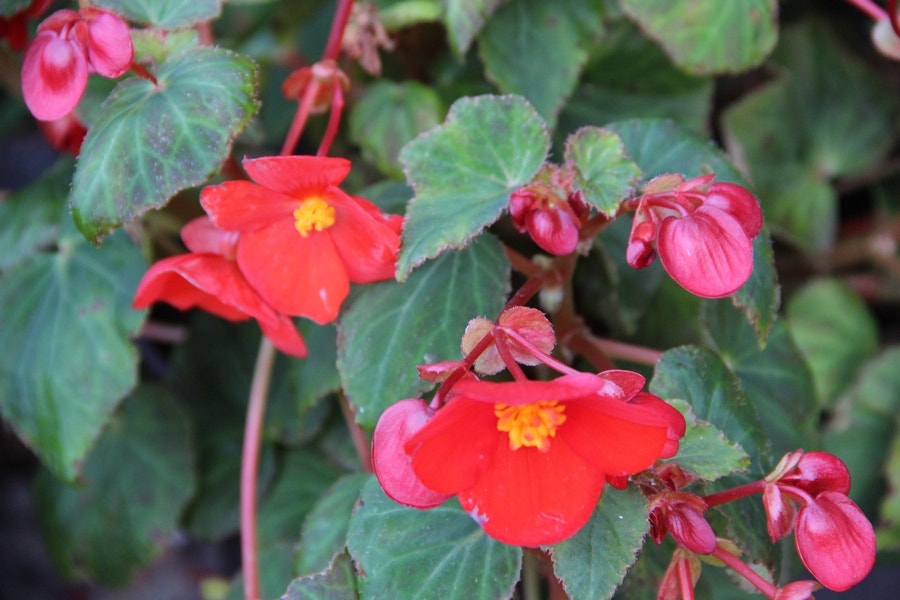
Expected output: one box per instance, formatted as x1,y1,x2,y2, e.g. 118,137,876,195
549,487,649,600
339,236,509,428
131,28,200,65
397,94,548,279
605,118,779,341
441,0,507,56
298,473,370,574
564,127,642,216
620,0,777,75
704,300,817,457
349,81,445,179
347,477,522,600
283,551,358,600
71,47,259,241
665,399,750,481
787,278,878,407
378,0,442,30
34,387,195,584
478,0,602,125
93,0,222,28
0,224,145,481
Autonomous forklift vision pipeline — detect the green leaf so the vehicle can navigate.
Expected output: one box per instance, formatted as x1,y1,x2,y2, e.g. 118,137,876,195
283,551,358,600
347,477,522,600
71,47,259,242
0,224,145,481
605,118,779,341
878,426,900,550
339,236,509,428
349,81,445,179
787,278,878,407
0,0,29,17
34,386,195,584
564,127,642,216
721,20,898,253
478,0,602,125
549,487,649,600
620,0,777,75
397,94,548,279
665,399,750,481
378,0,442,30
298,473,370,574
93,0,222,28
651,346,770,476
704,300,817,457
0,159,69,273
441,0,507,56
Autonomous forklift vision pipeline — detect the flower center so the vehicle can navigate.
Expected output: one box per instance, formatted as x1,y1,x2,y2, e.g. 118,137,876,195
494,401,566,452
293,198,335,237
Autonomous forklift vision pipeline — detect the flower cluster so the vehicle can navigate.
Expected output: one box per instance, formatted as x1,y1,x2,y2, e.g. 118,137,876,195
134,156,402,355
373,308,686,546
626,173,763,298
21,6,133,121
508,165,589,256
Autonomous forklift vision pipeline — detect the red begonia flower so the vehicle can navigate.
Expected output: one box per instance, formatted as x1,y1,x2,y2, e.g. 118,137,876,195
509,181,588,256
626,174,763,298
81,7,133,78
780,451,852,497
132,217,307,358
200,156,402,324
794,491,875,591
400,372,683,546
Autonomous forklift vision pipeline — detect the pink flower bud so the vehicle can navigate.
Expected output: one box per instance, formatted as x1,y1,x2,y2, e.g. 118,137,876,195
509,182,583,255
650,492,716,554
795,491,875,591
763,483,797,542
782,451,852,496
21,27,88,121
81,8,133,78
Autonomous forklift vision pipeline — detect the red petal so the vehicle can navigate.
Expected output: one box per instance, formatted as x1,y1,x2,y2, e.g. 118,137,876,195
560,398,669,475
22,32,88,121
327,192,400,283
629,393,686,459
242,155,350,195
795,492,875,591
373,399,453,509
457,435,605,546
598,369,646,399
181,216,239,257
525,202,580,256
406,398,499,495
657,206,754,298
238,221,349,323
774,581,818,600
785,451,852,496
37,9,79,34
665,502,717,554
763,483,796,542
200,180,297,232
256,313,307,358
705,182,763,239
84,10,132,77
451,373,614,406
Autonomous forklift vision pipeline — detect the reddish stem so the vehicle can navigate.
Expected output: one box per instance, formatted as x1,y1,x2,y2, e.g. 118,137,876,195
340,392,373,472
240,338,276,600
503,327,581,376
317,83,344,157
280,79,320,156
711,545,777,599
677,556,696,600
845,0,889,21
196,21,214,45
129,61,158,86
568,331,662,368
702,480,765,508
493,332,530,382
323,0,356,61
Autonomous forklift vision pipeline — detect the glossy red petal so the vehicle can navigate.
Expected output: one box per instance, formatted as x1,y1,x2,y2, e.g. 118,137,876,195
665,502,717,554
795,492,876,591
785,451,852,496
626,218,658,269
598,369,645,399
200,180,297,232
451,373,614,406
629,393,686,459
406,398,499,495
657,206,754,298
181,216,239,257
37,9,79,34
705,182,763,239
327,192,400,283
457,435,605,547
763,483,796,542
525,203,580,256
373,399,453,509
560,399,669,475
237,220,349,323
22,32,88,121
84,10,132,77
242,155,350,195
256,313,307,358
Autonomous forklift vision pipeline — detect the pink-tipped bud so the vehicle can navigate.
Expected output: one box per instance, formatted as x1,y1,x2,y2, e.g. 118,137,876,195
650,492,717,554
782,451,852,497
509,182,583,255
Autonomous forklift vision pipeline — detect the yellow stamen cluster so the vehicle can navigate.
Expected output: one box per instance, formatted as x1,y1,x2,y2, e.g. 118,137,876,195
495,401,566,452
293,198,335,237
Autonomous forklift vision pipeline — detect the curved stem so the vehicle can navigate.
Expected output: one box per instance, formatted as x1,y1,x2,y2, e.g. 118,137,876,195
240,338,277,600
503,327,581,376
129,61,158,85
280,79,321,156
845,0,888,21
317,83,344,157
522,550,541,600
702,480,765,508
677,556,696,600
493,332,530,382
339,392,373,472
712,545,777,599
323,0,356,61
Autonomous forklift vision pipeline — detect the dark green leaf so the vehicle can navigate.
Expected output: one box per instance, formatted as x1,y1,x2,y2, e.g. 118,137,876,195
441,0,507,56
787,278,878,407
620,0,777,75
298,473,370,574
549,487,649,600
0,224,145,481
564,127,642,216
704,300,817,456
34,386,195,584
478,0,602,125
339,235,509,428
665,399,750,481
349,81,445,179
0,0,29,17
878,428,900,550
283,551,358,600
93,0,222,28
397,94,548,279
71,47,259,241
347,477,522,600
